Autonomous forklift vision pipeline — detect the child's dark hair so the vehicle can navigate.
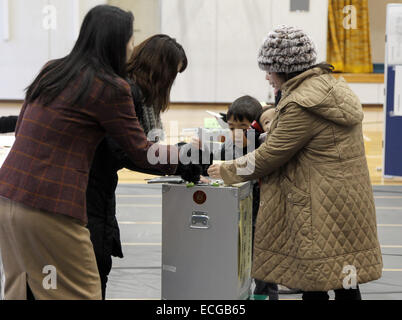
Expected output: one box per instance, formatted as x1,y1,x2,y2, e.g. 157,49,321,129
227,95,263,123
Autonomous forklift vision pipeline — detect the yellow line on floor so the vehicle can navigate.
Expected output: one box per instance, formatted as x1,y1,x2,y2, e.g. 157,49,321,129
381,245,402,248
122,244,402,249
378,224,402,227
122,243,162,246
375,196,402,199
107,298,160,300
122,243,402,249
117,204,162,208
116,195,162,198
119,222,402,227
117,205,402,209
383,269,402,272
119,222,162,225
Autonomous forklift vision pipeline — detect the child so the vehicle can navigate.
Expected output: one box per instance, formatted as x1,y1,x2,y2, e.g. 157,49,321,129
221,95,263,160
259,105,276,133
195,96,263,163
200,95,279,300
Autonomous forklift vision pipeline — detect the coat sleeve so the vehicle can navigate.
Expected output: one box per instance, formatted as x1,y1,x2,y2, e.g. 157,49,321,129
93,79,178,175
105,136,167,176
220,103,324,184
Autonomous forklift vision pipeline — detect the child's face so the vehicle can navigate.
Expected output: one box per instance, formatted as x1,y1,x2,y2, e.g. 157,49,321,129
227,116,251,148
260,109,276,132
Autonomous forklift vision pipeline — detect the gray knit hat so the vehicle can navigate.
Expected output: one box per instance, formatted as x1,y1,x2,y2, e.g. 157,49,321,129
258,25,317,73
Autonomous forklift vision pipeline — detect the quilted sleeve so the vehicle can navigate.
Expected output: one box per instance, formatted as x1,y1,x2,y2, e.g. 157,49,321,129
220,103,323,184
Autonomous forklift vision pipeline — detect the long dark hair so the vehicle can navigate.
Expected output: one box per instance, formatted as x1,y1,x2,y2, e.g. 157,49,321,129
26,5,134,106
278,62,334,83
127,34,188,115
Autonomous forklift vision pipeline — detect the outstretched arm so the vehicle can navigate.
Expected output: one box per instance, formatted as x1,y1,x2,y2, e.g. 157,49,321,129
216,104,324,184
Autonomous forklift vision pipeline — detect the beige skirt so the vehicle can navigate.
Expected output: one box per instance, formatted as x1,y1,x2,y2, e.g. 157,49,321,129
0,196,101,300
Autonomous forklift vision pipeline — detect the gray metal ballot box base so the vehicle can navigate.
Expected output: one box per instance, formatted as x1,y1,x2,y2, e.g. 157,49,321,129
161,182,253,300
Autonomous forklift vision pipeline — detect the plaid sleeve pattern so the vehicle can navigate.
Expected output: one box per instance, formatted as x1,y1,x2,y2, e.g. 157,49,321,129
0,75,178,224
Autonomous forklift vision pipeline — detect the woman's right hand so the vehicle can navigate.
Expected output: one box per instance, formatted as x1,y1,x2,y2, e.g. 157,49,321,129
207,164,222,179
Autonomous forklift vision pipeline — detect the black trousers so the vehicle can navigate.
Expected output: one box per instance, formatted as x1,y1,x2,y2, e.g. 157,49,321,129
97,255,112,300
254,279,279,300
302,286,362,301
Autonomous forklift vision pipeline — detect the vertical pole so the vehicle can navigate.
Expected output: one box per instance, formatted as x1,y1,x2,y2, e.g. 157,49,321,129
3,0,10,41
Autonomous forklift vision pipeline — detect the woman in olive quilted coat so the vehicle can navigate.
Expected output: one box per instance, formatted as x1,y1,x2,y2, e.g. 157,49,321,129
208,26,383,300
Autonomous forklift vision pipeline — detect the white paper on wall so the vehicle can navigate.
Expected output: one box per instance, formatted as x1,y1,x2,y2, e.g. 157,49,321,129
387,6,402,65
394,66,402,116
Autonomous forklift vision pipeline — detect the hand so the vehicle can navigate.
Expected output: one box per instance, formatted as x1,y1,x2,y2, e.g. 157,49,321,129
207,164,222,179
176,162,202,183
199,175,210,184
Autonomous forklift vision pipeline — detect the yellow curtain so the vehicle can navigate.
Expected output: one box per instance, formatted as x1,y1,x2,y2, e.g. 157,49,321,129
327,0,373,73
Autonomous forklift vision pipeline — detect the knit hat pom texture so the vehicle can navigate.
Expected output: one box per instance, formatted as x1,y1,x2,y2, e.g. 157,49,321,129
258,25,317,73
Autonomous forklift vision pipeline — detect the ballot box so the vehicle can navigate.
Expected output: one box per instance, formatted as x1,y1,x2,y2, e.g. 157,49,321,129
161,182,253,300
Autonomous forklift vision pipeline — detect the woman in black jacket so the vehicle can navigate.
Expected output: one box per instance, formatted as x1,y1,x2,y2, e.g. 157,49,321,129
86,35,188,299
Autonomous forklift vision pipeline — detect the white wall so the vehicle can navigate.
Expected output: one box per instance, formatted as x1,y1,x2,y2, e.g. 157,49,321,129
162,0,329,103
1,0,329,103
349,83,385,105
162,0,219,102
0,0,49,100
271,0,328,63
215,0,274,102
0,0,106,100
108,0,161,45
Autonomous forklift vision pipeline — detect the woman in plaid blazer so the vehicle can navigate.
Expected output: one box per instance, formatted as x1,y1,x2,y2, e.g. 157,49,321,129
0,5,184,300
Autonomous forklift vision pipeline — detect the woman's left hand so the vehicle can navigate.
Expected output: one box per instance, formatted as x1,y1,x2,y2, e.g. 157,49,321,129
208,164,222,179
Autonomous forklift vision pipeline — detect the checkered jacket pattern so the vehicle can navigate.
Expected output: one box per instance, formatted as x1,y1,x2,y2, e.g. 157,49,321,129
0,74,177,224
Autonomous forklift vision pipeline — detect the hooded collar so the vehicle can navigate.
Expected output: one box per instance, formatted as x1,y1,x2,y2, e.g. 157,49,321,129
275,68,364,127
